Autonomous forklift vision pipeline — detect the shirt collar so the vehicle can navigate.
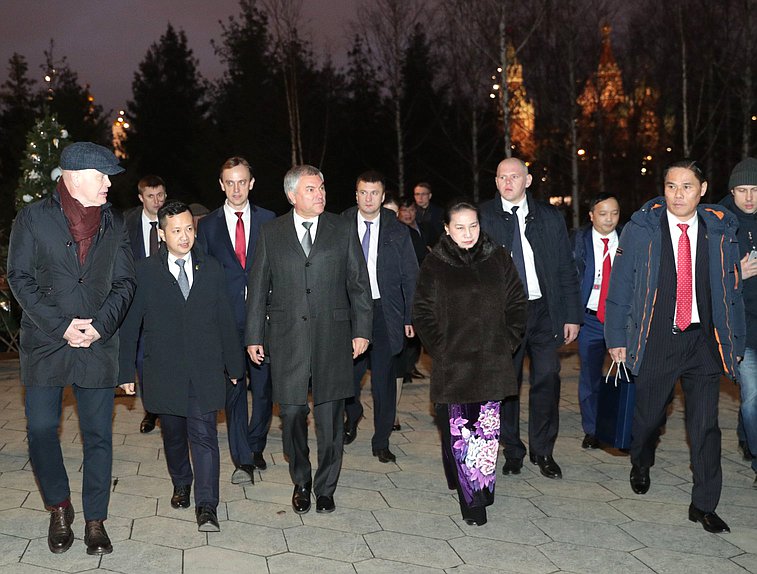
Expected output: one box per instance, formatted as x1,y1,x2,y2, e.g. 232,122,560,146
224,200,250,216
167,251,192,268
501,195,527,214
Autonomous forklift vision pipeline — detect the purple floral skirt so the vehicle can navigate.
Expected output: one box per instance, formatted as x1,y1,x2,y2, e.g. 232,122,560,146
439,401,500,510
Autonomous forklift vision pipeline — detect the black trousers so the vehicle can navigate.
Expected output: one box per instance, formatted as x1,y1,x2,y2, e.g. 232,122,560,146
501,298,561,460
632,326,723,511
345,300,398,449
279,399,344,496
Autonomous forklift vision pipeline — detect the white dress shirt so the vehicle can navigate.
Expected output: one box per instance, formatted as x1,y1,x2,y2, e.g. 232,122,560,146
223,200,250,248
500,196,542,300
140,210,159,256
293,211,319,245
667,211,700,325
586,228,619,311
358,211,381,299
167,251,194,290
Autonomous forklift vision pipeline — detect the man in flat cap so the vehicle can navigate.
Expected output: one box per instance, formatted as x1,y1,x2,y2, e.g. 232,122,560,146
7,141,135,555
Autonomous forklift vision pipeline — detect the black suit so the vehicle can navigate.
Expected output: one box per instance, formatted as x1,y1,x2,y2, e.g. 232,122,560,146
119,247,244,507
245,210,372,496
342,207,419,450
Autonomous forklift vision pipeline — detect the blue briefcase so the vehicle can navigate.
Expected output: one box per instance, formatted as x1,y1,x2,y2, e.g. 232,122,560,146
596,361,635,449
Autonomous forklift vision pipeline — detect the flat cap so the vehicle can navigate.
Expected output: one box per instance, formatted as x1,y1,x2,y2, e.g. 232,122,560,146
60,142,124,175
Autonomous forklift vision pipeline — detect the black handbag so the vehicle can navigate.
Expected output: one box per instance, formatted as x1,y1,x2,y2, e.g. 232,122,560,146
595,360,635,449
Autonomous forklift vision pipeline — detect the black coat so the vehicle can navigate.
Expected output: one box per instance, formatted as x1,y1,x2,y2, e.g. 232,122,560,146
245,210,373,405
118,247,245,416
413,233,527,404
7,192,135,388
342,206,419,355
480,191,582,338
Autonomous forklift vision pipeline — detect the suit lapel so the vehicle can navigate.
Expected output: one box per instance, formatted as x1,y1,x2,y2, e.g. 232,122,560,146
282,210,307,258
310,213,335,257
212,209,240,268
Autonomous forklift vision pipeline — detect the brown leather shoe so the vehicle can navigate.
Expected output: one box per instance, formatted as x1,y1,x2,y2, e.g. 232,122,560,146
84,520,113,555
47,502,74,554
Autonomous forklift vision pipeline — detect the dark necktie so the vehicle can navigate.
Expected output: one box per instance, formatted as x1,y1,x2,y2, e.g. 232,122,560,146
510,206,528,295
234,211,246,268
301,221,313,257
149,221,159,256
362,220,372,262
176,258,190,300
676,223,692,331
596,237,611,323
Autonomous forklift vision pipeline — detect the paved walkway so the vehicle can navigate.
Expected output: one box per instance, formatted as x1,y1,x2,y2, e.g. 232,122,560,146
0,351,755,574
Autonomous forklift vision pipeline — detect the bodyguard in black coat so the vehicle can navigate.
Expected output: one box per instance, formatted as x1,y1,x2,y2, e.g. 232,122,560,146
7,142,135,555
119,201,244,532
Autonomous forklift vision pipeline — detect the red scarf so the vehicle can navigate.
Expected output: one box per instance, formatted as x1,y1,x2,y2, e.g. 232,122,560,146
58,178,101,265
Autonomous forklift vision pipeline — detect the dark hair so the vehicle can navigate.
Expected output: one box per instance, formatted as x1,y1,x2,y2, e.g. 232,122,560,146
219,156,253,178
414,182,432,193
444,198,479,225
356,170,385,190
382,191,399,207
137,175,165,193
399,197,416,209
589,192,619,211
158,200,191,229
664,159,706,184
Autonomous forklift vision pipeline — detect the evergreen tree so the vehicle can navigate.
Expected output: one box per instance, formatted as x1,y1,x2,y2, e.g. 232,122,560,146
124,24,214,205
15,110,70,210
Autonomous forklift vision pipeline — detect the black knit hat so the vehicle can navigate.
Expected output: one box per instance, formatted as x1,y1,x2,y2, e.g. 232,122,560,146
729,157,757,189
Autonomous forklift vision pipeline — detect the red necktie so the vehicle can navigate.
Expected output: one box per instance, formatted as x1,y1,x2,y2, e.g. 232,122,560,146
675,223,692,331
596,237,611,323
234,212,246,268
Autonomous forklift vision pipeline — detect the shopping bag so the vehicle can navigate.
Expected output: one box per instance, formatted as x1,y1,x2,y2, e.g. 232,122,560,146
595,360,635,449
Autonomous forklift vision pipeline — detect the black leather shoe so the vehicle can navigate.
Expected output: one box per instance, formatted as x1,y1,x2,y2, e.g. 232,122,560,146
739,440,754,461
530,454,562,479
231,464,255,485
316,495,335,513
47,502,74,554
582,434,600,449
343,419,359,445
411,368,426,379
292,483,312,514
196,506,220,532
502,457,523,475
403,374,412,384
688,504,730,533
372,447,397,463
252,451,267,470
84,520,113,555
392,423,402,431
171,484,191,509
140,412,158,433
630,465,650,494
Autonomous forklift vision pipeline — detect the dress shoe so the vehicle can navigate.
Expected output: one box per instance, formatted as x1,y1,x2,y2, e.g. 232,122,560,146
252,451,267,470
403,374,412,384
392,423,402,431
582,434,600,449
463,516,487,526
372,447,397,463
47,502,74,554
196,506,220,532
739,440,754,461
502,457,523,475
170,484,191,509
84,520,113,555
316,495,335,513
292,483,312,514
688,504,730,533
140,412,158,433
411,367,426,379
343,419,359,445
530,454,563,479
630,465,650,494
231,464,255,485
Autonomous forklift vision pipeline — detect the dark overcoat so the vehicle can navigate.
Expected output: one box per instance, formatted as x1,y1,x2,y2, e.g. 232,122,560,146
245,210,373,405
7,192,135,388
413,233,527,404
342,206,419,355
118,247,245,416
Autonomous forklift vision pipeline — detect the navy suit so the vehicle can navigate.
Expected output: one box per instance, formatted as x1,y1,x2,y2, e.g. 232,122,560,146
572,224,620,437
343,207,419,450
196,203,276,467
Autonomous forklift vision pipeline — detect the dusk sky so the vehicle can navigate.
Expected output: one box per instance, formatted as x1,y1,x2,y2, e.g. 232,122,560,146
0,0,358,117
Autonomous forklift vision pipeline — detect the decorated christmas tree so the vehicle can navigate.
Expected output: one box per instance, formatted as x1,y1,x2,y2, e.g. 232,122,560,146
15,109,70,210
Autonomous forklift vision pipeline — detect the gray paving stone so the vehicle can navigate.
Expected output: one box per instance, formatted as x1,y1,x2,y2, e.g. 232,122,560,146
387,469,456,495
609,498,691,527
183,545,268,574
285,525,372,562
302,507,381,534
731,553,757,573
0,531,29,565
534,517,644,551
373,508,462,539
725,527,757,554
226,499,303,529
107,491,157,520
379,487,458,515
267,552,356,574
494,477,544,499
2,563,66,574
0,487,29,511
490,494,546,519
110,444,160,464
242,480,295,506
0,507,49,539
600,478,693,504
448,536,555,573
365,531,462,570
526,478,617,501
453,514,551,545
207,519,287,556
112,474,172,499
444,566,512,574
530,495,630,524
131,516,207,549
338,468,396,491
335,485,389,511
620,520,743,558
633,547,752,574
355,558,443,573
342,452,400,473
0,454,29,472
721,485,757,508
20,537,100,573
540,541,655,573
0,470,39,492
100,539,183,574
